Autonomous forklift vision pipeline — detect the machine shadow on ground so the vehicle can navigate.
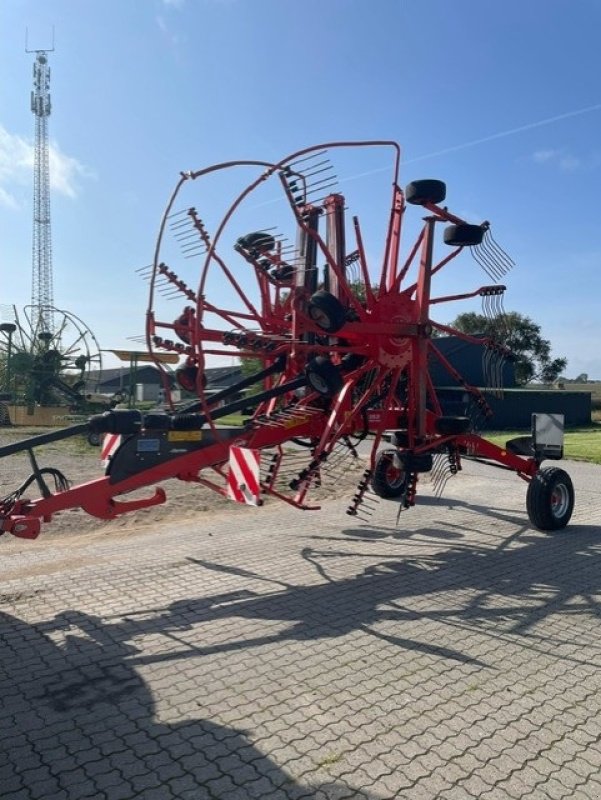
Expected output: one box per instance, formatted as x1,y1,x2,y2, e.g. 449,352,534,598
1,609,381,800
4,517,601,799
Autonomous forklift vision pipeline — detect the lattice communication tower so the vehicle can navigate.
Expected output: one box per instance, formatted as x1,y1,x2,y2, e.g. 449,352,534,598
29,46,54,334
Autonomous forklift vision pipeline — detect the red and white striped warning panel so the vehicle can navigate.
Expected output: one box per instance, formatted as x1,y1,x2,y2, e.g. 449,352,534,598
227,445,261,506
101,434,122,468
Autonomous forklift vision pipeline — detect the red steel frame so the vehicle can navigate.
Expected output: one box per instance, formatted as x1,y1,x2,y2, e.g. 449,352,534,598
0,141,539,541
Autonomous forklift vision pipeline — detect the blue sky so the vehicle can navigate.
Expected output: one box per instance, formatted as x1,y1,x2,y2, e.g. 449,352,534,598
1,0,600,376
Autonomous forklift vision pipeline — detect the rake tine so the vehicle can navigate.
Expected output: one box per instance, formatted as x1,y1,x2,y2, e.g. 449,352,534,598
496,350,506,397
303,174,339,191
287,150,328,167
174,231,202,242
482,347,492,392
480,233,513,277
479,244,508,280
485,229,515,270
472,244,504,281
477,243,506,280
304,183,340,201
169,218,195,230
180,242,208,254
299,163,335,179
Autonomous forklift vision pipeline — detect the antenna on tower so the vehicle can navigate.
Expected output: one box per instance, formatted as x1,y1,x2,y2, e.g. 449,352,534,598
26,26,55,336
25,26,55,54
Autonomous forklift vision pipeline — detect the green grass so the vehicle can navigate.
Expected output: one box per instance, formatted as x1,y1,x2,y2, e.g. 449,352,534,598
206,415,601,465
214,412,246,427
485,425,601,465
316,752,342,769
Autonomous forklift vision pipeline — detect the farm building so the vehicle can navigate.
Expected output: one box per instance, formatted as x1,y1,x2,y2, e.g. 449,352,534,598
429,337,591,428
87,365,244,404
84,342,590,428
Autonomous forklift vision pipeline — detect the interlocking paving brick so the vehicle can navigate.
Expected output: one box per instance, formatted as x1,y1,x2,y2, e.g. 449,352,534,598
2,460,601,799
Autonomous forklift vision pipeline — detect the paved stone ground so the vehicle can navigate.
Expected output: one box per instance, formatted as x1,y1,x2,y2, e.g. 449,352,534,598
2,459,601,799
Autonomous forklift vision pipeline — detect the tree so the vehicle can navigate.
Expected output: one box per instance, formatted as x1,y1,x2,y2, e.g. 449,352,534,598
449,311,567,385
239,356,264,380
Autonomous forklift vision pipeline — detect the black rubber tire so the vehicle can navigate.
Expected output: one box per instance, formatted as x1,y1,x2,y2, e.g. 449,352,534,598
371,450,407,498
443,224,484,247
405,179,446,206
87,431,101,447
435,416,471,435
340,353,365,372
307,290,347,333
526,467,574,531
306,357,343,396
236,231,275,255
271,264,294,283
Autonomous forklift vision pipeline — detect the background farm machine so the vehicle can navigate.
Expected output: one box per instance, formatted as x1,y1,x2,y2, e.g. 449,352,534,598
0,305,111,420
0,140,574,540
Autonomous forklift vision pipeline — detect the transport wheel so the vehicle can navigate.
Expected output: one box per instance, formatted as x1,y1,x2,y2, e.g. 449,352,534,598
271,264,294,283
405,179,446,205
526,467,574,531
340,353,365,372
371,450,407,498
87,431,101,446
307,290,347,333
236,231,276,256
443,224,484,247
306,356,343,396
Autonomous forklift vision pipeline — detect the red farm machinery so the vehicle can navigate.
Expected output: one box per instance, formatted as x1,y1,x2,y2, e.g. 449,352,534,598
0,140,574,540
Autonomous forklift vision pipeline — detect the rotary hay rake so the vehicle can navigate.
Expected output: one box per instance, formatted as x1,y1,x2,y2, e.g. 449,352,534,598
0,305,103,410
0,140,574,540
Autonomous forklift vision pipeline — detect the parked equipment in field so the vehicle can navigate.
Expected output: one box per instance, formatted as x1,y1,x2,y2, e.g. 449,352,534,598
0,141,574,540
0,305,103,411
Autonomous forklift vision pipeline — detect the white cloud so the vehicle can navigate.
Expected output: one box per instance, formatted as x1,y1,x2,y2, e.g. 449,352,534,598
558,153,581,171
156,14,180,46
0,124,93,208
0,126,31,207
0,186,19,210
48,140,95,197
532,147,591,172
532,149,558,163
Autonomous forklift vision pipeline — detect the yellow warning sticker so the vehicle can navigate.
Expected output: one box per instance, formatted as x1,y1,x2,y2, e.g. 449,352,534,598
167,430,203,442
283,414,311,429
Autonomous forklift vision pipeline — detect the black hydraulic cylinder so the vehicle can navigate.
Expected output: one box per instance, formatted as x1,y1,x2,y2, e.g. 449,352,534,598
179,356,286,414
88,410,143,435
144,375,307,432
206,375,306,423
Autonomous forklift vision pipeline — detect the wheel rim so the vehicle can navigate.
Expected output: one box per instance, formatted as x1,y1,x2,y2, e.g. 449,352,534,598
308,373,329,395
551,483,570,519
309,307,331,329
385,460,405,489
